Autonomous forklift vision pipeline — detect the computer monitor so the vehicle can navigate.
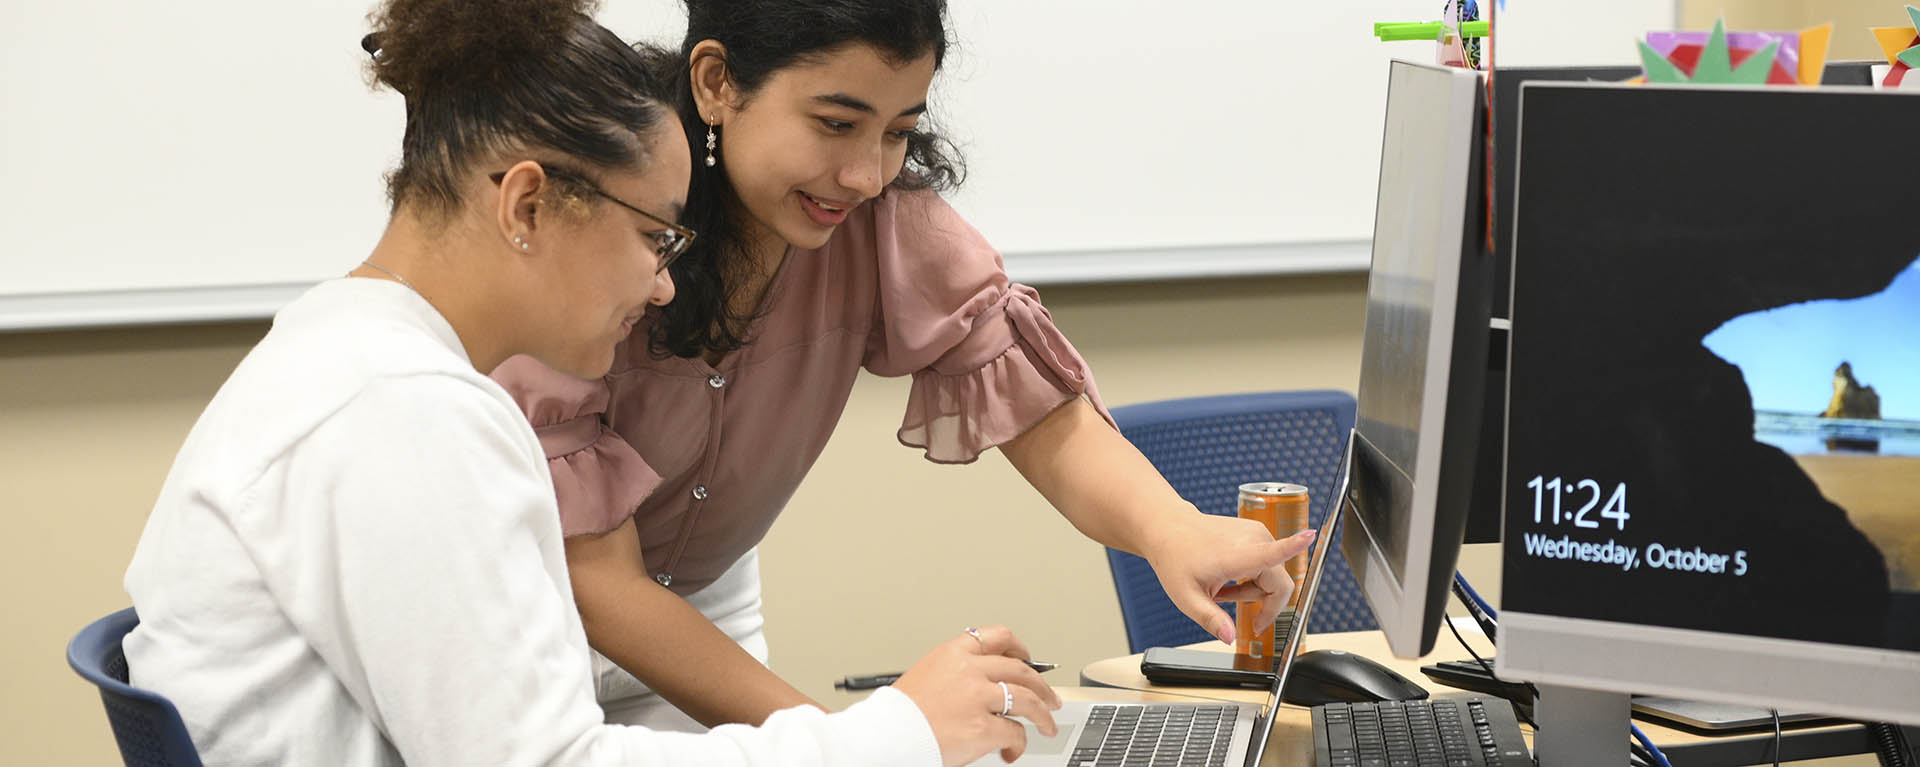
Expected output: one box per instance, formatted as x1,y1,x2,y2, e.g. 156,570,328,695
1498,80,1920,755
1459,60,1890,546
1462,65,1642,547
1340,59,1492,660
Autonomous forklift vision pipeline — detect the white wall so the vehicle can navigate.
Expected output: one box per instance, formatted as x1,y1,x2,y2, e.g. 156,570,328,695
0,0,1675,328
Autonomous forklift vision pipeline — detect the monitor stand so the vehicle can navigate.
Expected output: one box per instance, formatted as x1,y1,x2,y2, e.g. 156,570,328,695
1534,685,1630,767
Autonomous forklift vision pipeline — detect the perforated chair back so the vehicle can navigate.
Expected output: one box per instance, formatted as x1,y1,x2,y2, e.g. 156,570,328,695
66,608,204,767
1106,390,1373,653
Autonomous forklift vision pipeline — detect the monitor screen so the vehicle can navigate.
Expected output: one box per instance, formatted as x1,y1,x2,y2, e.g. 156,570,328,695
1500,81,1920,725
1343,59,1492,659
1457,61,1885,547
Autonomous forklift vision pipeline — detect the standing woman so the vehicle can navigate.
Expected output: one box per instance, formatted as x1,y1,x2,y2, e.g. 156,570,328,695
493,0,1317,731
122,1,1059,765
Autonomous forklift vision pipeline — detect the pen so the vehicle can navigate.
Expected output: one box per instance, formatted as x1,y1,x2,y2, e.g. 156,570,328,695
834,660,1059,691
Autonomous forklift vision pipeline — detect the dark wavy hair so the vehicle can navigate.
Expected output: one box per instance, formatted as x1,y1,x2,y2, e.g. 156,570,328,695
363,0,674,218
638,0,965,359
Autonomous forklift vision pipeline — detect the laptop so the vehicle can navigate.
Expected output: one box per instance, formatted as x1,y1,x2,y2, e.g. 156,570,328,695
975,432,1353,767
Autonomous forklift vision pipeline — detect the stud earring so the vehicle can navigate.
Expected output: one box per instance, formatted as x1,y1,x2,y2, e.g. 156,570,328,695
513,236,529,250
704,117,718,168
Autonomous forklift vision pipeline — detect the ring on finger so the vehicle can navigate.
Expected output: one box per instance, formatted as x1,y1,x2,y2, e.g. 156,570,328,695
997,680,1013,717
964,626,985,651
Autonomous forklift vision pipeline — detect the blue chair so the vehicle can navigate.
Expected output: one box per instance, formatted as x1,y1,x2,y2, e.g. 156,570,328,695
66,608,204,767
1106,390,1372,654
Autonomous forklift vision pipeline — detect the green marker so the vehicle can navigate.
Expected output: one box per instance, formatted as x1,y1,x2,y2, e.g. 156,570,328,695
1373,20,1490,41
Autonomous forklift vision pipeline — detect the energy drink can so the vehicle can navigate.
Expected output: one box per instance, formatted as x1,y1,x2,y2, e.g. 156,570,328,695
1234,482,1311,658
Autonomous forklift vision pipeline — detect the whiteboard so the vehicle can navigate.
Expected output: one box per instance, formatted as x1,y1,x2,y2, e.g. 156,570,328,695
0,0,1673,330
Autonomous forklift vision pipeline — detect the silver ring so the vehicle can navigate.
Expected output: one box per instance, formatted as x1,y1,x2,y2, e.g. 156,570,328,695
965,627,985,651
998,681,1013,717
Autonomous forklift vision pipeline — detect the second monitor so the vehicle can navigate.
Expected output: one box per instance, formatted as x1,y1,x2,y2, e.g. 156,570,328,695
1342,59,1492,660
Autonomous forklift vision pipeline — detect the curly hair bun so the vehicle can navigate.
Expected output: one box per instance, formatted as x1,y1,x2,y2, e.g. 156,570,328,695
366,0,601,98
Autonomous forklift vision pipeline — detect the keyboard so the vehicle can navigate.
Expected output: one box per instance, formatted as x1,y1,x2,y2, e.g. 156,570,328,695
1070,703,1238,767
1312,696,1532,767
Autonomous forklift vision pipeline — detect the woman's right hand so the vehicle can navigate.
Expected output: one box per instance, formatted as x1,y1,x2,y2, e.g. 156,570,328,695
890,625,1063,767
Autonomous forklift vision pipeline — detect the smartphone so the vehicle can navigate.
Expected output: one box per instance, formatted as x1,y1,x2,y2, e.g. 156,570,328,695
1139,647,1278,688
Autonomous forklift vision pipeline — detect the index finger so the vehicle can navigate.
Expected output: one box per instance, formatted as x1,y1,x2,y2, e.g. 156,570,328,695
963,624,1033,662
1220,529,1316,581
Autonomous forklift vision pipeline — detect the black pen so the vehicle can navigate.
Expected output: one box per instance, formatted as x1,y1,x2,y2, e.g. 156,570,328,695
834,660,1059,690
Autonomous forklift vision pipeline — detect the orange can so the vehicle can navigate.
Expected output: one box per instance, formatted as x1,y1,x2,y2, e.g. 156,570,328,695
1234,482,1311,658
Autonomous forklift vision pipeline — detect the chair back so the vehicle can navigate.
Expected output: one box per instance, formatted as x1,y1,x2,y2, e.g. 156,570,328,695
1106,389,1373,653
66,608,204,767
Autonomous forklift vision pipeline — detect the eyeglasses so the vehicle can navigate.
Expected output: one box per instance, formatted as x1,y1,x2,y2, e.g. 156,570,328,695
489,166,697,273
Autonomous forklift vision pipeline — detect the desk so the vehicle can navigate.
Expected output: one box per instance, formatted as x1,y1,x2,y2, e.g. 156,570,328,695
1078,631,1877,767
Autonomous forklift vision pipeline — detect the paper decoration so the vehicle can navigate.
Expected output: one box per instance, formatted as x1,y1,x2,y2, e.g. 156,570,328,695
1901,5,1920,67
1797,24,1834,86
1646,29,1800,84
1868,5,1920,88
1638,19,1779,85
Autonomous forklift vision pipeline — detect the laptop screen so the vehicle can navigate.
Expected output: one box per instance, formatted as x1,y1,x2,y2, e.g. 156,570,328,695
1242,429,1354,766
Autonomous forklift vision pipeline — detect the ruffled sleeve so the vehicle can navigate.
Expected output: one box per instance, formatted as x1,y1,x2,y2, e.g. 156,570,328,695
489,354,662,536
861,189,1116,464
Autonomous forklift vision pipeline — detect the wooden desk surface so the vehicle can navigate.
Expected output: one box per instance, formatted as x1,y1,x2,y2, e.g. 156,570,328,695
1077,629,1874,765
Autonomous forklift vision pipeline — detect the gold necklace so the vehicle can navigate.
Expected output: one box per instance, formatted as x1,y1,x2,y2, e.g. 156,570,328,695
358,260,426,299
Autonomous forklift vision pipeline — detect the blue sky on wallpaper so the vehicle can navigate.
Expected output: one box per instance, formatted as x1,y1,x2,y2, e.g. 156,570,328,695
1703,256,1920,422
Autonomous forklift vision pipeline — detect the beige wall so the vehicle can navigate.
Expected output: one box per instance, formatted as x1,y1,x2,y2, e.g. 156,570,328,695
1680,0,1915,60
7,273,1475,765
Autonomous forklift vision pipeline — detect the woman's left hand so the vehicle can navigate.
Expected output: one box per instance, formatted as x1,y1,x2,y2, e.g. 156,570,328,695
1144,512,1318,645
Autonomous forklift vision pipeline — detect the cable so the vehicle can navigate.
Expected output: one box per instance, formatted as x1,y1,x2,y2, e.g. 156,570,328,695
1631,723,1674,767
1444,611,1501,684
1869,722,1916,767
1768,709,1782,767
1454,571,1497,618
1444,577,1536,729
1451,572,1501,643
1630,740,1656,767
1453,572,1668,766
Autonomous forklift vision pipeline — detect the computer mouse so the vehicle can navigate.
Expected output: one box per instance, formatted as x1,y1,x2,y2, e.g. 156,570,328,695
1281,649,1430,706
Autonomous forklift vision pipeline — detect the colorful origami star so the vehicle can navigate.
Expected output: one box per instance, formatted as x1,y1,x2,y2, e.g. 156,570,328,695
1639,19,1779,85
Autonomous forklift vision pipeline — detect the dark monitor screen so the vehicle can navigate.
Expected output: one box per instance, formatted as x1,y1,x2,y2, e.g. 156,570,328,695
1458,59,1887,546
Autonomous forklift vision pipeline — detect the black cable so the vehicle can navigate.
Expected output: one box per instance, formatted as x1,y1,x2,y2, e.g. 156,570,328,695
1444,612,1536,729
1869,722,1916,767
1769,709,1782,767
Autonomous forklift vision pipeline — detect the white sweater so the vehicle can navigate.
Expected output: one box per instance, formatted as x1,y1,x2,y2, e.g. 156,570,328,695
123,279,941,767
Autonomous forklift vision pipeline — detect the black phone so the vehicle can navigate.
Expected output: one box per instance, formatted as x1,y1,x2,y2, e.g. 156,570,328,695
1139,647,1277,688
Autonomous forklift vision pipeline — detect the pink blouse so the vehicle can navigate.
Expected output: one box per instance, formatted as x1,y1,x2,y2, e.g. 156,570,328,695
491,188,1114,594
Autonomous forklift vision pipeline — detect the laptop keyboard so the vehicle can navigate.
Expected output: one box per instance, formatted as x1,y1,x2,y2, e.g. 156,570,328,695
1069,704,1238,767
1311,697,1531,767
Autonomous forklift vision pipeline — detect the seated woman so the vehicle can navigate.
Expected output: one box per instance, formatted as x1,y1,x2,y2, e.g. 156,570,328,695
120,1,1056,765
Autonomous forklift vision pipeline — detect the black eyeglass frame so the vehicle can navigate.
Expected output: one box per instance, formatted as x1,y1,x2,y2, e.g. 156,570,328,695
488,166,696,273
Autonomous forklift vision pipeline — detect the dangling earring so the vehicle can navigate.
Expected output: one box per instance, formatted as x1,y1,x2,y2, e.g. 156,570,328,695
704,117,718,168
